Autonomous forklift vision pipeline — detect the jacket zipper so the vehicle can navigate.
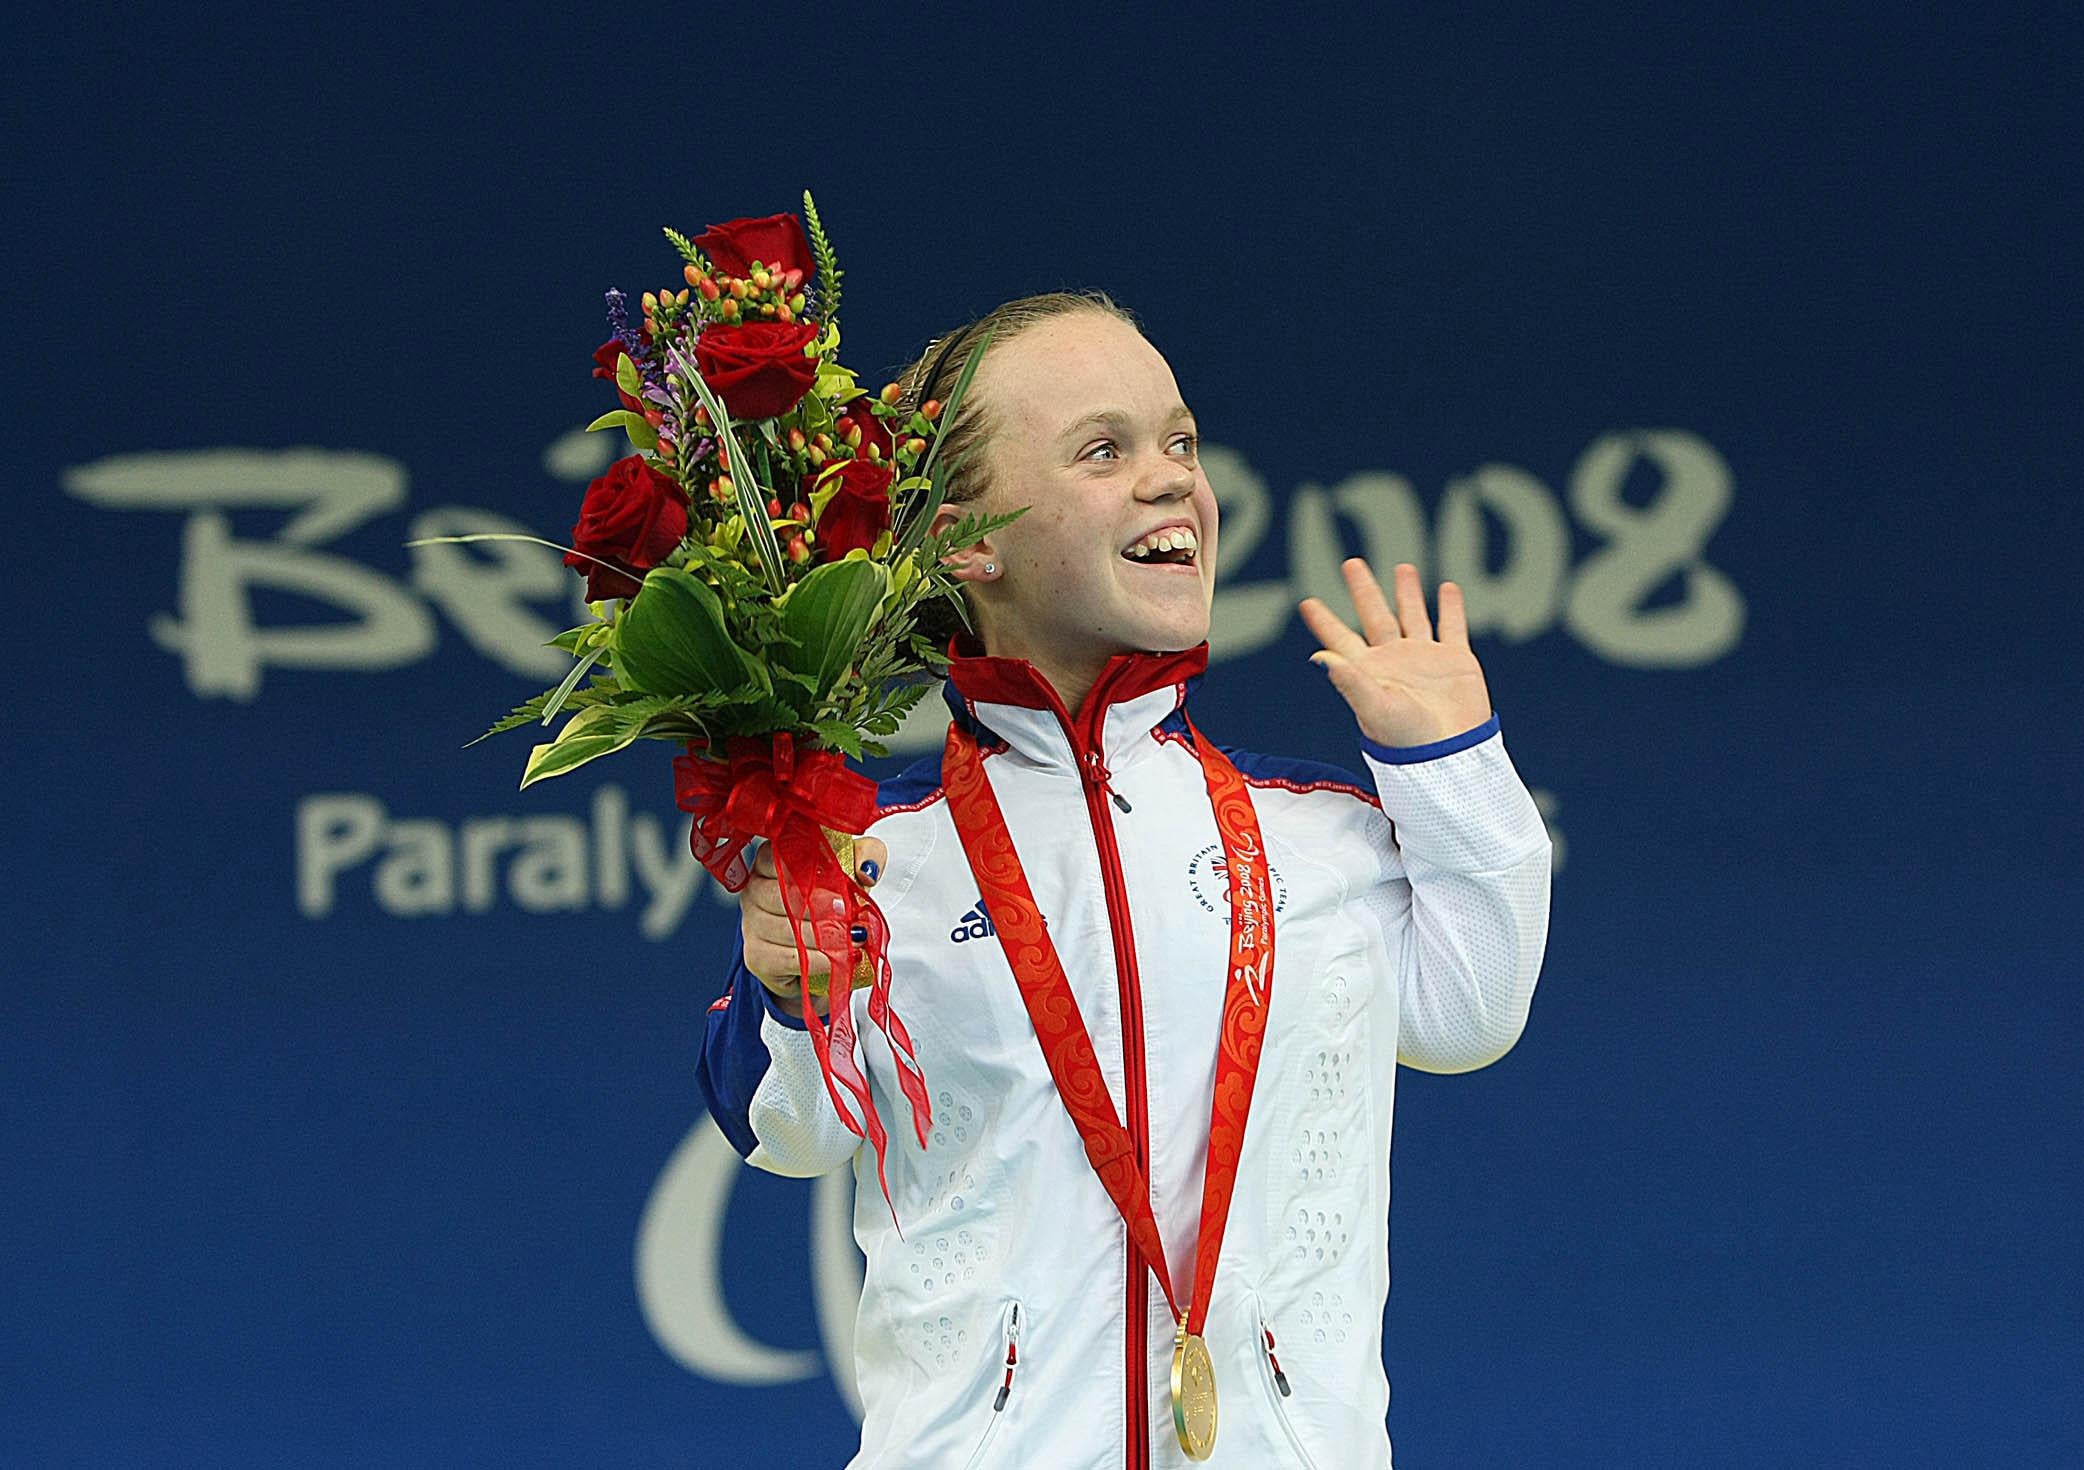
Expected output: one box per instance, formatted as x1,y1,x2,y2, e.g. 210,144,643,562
1253,1298,1322,1470
1084,745,1150,1470
962,1300,1024,1470
1024,676,1153,1470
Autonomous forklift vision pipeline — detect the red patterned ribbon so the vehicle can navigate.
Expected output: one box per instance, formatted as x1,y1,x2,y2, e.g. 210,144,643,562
674,732,932,1220
941,715,1272,1336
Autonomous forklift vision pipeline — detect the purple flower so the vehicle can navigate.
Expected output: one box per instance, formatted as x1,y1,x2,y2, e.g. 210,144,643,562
605,289,642,359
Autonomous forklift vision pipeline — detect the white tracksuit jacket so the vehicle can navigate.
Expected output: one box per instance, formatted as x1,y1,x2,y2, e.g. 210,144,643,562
697,641,1553,1469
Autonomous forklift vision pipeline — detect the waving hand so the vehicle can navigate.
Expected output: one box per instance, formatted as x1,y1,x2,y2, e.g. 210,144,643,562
1299,559,1494,748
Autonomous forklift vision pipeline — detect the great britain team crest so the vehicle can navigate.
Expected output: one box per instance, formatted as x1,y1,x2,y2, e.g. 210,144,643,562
1186,842,1289,915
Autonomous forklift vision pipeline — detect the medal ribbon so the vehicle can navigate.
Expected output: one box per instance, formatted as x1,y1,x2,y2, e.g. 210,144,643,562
941,714,1273,1337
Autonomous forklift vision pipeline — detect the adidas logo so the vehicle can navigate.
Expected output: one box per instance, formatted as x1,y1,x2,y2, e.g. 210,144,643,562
950,898,996,943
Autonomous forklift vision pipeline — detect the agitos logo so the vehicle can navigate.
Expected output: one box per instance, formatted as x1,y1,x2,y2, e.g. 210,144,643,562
634,1116,868,1420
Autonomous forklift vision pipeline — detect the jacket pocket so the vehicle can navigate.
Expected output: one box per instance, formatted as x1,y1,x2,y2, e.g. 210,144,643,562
1251,1294,1322,1470
960,1298,1024,1470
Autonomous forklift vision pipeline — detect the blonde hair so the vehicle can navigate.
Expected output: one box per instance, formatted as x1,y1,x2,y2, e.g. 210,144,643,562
894,290,1142,647
896,289,1141,508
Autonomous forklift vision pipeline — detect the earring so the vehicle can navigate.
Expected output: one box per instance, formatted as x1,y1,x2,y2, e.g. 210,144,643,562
982,562,996,575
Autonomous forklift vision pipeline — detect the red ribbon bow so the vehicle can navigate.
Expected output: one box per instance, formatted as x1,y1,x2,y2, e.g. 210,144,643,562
675,732,880,892
674,732,931,1222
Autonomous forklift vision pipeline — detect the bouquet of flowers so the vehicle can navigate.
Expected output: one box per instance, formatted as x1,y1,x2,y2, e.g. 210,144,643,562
412,194,1017,1212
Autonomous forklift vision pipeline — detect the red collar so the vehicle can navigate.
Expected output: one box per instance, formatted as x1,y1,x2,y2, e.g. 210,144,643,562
945,634,1209,755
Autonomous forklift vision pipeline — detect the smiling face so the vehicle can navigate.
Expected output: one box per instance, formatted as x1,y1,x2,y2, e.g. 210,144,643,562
933,310,1219,705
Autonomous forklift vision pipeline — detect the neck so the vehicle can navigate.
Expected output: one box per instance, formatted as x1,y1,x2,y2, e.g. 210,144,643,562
974,631,1112,720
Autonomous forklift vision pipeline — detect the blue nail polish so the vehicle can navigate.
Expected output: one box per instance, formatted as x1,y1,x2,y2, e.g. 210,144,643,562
849,925,868,943
859,858,880,881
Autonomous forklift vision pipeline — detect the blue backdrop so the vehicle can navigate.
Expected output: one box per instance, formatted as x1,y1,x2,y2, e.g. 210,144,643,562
8,5,2079,1465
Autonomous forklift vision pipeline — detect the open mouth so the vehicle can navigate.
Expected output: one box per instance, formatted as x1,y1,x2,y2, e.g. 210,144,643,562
1120,526,1200,569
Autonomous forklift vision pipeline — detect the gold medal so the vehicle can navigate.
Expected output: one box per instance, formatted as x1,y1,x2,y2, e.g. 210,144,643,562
1170,1321,1219,1460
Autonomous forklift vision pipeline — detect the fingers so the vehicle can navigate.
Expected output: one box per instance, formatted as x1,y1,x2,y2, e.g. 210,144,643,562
1385,560,1434,641
742,872,791,918
1296,594,1369,660
738,835,889,990
1436,579,1469,646
1342,557,1404,643
742,836,885,918
1320,559,1464,645
743,905,833,973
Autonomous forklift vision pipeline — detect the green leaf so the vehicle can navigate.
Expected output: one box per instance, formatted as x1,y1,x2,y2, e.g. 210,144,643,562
893,446,961,560
775,556,887,699
806,462,844,522
548,626,589,655
796,388,837,438
814,363,861,402
680,366,785,593
612,566,767,697
614,352,643,399
809,719,863,759
539,643,608,724
521,705,646,788
585,408,658,451
469,693,559,746
910,326,994,498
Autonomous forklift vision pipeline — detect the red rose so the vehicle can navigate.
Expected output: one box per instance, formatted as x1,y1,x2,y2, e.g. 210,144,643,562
694,321,820,420
835,395,894,460
565,456,689,600
692,213,815,281
811,458,893,562
592,339,643,413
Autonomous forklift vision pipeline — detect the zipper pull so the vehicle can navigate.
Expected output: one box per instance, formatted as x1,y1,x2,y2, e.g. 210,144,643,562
1082,750,1133,813
994,1304,1022,1411
1262,1325,1292,1397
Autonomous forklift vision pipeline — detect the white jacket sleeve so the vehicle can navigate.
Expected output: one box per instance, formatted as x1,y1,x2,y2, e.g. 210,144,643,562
695,942,864,1178
1358,712,1553,1072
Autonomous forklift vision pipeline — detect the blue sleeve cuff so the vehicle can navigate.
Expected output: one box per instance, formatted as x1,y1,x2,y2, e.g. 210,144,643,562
1360,711,1501,765
756,967,811,1031
696,949,783,1159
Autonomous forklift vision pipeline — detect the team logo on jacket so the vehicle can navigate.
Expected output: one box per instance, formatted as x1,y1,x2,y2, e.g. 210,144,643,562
950,897,996,942
1187,843,1289,915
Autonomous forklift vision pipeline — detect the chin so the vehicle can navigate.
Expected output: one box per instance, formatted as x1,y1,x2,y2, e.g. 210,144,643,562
1125,617,1210,654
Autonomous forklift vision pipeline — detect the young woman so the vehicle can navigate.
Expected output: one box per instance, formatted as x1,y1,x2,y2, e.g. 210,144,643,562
698,292,1552,1469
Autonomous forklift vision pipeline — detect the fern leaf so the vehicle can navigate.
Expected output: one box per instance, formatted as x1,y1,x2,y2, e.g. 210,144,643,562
663,226,712,275
809,719,864,759
801,190,842,326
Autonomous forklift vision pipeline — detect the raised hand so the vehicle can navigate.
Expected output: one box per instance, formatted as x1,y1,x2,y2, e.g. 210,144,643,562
1298,559,1494,748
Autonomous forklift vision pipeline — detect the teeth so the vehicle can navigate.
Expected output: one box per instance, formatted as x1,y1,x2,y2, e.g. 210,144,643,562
1124,527,1198,560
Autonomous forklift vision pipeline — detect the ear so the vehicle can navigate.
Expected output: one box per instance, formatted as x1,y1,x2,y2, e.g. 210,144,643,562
930,501,999,583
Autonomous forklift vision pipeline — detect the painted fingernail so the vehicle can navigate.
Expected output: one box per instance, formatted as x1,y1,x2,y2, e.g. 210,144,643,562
859,858,880,881
849,925,868,943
